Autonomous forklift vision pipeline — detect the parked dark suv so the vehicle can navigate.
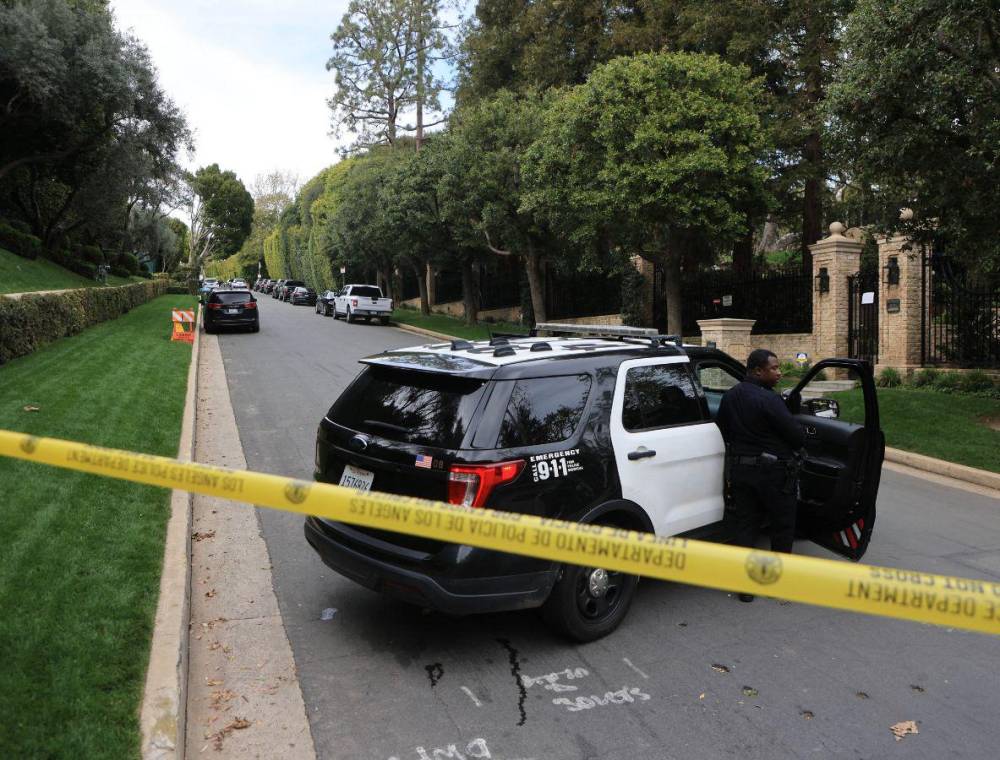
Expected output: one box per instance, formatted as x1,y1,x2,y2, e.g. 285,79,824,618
203,289,259,333
305,326,884,640
279,280,306,301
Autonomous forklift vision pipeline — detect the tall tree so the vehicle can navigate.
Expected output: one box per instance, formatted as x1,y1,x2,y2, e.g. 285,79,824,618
327,0,451,150
437,91,555,323
829,0,1000,267
185,164,253,273
523,52,769,334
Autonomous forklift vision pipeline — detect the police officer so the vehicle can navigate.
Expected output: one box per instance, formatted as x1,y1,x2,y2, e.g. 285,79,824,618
716,349,805,602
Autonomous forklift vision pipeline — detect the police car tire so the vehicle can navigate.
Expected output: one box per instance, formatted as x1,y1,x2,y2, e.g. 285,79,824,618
541,561,639,642
346,307,355,323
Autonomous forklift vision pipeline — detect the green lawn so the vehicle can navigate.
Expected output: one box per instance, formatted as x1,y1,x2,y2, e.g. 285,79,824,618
0,246,142,294
0,294,197,758
833,387,1000,472
391,307,528,341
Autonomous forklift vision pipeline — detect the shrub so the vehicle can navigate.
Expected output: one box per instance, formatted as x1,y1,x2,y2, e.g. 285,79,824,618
75,245,105,265
958,370,995,394
0,280,169,364
934,371,962,391
8,218,31,234
911,368,940,388
876,367,903,388
110,266,131,278
0,222,42,259
114,252,140,275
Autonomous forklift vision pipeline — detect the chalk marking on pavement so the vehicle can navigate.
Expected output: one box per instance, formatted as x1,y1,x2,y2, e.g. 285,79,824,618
623,657,649,680
460,686,483,707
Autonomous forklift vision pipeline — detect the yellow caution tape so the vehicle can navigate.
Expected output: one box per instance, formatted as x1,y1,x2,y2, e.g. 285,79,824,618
2,428,999,635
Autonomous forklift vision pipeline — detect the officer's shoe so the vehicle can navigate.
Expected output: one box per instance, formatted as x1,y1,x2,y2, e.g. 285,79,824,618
737,593,755,603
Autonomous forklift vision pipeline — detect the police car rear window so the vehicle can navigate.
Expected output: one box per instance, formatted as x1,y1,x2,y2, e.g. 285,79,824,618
328,367,486,448
497,375,591,448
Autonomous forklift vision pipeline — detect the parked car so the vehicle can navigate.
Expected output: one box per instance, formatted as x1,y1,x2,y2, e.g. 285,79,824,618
279,280,306,301
262,279,276,294
271,279,286,298
332,284,393,324
305,324,884,641
203,289,260,333
315,290,338,316
289,286,317,306
231,279,248,289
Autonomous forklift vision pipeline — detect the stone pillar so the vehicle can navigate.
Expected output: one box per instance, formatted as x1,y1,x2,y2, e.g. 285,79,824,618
876,231,924,373
425,262,436,306
810,221,861,360
697,318,757,363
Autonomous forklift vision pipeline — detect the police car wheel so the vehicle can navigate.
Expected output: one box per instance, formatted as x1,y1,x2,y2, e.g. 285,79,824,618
541,561,638,642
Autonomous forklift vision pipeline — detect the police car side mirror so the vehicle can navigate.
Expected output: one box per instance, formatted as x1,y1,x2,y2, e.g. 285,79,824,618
782,389,802,415
802,397,840,419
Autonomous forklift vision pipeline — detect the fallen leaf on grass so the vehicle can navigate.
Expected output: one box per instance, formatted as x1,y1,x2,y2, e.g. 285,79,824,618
23,405,40,412
890,720,919,741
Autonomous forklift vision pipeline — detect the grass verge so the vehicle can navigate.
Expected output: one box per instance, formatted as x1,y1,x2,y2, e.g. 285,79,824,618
391,307,528,341
0,294,197,757
833,387,1000,472
1,246,142,294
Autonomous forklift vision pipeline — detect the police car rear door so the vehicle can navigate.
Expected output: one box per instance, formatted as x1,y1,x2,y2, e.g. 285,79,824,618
610,357,726,536
785,359,885,560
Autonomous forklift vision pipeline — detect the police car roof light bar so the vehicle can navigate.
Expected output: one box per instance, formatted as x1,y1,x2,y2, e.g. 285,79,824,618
450,339,473,351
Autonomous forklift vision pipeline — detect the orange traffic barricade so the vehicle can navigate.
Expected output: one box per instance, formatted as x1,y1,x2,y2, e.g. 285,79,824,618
171,308,196,343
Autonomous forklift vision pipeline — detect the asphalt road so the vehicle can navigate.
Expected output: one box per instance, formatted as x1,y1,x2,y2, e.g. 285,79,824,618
218,296,1000,760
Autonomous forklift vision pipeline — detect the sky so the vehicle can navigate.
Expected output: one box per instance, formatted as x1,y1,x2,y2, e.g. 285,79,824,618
111,0,355,190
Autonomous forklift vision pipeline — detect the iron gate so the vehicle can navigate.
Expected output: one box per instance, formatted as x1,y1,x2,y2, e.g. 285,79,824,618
848,266,879,364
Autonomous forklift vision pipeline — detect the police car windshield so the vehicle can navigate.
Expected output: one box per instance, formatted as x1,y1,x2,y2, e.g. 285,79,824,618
329,367,486,448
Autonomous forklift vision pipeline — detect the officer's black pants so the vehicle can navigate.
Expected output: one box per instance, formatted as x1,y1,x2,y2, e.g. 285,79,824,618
727,463,796,554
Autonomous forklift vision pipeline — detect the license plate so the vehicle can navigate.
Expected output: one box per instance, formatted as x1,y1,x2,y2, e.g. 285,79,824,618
226,308,239,314
339,464,374,492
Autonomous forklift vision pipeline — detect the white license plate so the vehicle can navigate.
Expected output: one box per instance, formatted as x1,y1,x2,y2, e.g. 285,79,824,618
339,464,374,492
225,308,239,314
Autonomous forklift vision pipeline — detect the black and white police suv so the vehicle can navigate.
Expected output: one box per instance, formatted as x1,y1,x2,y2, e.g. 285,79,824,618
305,324,885,641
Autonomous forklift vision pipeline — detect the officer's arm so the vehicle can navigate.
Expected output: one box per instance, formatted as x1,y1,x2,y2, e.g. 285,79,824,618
769,394,806,448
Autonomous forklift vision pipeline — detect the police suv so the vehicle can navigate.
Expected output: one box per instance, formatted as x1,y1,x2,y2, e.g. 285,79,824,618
305,325,884,641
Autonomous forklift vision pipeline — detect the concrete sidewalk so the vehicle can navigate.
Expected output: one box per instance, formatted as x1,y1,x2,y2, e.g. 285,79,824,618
184,334,316,758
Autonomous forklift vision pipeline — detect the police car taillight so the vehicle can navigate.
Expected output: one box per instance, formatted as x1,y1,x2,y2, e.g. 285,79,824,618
447,460,525,508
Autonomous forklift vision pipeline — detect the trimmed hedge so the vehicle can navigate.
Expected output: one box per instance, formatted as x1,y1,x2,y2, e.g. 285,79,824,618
0,222,42,260
0,280,169,364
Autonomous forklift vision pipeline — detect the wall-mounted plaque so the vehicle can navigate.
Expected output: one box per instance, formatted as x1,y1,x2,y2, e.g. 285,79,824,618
886,298,900,313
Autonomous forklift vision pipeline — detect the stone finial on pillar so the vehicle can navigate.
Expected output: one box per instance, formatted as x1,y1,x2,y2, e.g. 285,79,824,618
810,221,862,361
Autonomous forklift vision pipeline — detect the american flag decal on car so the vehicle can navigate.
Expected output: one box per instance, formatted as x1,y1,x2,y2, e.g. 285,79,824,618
415,454,433,469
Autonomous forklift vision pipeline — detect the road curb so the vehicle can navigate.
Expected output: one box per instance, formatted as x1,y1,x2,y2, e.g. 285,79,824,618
139,305,200,760
885,447,1000,492
396,320,998,494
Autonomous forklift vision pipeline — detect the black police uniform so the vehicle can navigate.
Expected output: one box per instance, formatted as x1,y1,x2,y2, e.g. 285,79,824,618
716,376,805,553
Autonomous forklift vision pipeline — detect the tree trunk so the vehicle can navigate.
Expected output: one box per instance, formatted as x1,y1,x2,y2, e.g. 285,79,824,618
732,226,754,277
524,243,547,325
415,2,425,152
801,132,823,275
799,10,825,275
663,249,683,337
755,216,779,256
380,265,394,301
413,261,430,315
460,257,479,324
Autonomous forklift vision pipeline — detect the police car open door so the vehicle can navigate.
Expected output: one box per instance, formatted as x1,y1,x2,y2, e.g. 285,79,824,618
784,359,885,560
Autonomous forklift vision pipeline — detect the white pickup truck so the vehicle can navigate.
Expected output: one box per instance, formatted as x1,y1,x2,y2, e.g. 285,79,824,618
333,284,393,325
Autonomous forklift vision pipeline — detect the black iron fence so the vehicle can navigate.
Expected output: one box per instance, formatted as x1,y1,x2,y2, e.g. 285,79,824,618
922,253,1000,367
680,266,812,335
545,264,622,320
479,259,522,310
